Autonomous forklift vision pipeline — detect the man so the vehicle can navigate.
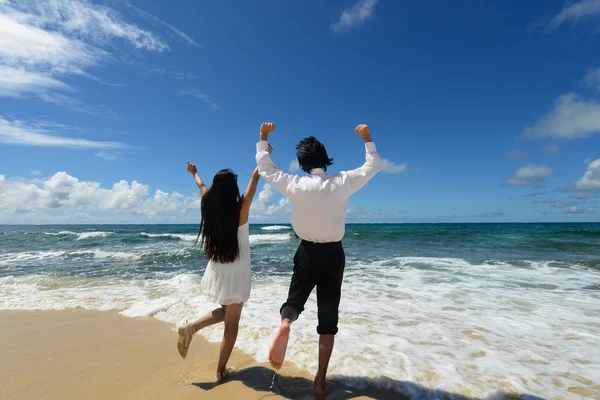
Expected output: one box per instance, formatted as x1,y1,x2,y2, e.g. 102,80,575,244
255,122,382,393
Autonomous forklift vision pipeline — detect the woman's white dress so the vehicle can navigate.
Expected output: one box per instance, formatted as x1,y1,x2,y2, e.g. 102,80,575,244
201,223,251,305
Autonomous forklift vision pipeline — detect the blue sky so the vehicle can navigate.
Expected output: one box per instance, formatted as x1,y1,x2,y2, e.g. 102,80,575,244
1,0,600,224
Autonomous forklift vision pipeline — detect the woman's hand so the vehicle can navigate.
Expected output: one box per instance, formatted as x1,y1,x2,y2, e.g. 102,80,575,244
186,161,197,175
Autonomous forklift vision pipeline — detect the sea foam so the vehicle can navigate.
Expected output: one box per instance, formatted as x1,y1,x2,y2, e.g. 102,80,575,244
1,253,598,398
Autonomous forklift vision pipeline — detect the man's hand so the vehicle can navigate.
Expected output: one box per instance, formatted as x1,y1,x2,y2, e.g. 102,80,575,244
355,124,372,143
186,161,197,175
260,122,276,141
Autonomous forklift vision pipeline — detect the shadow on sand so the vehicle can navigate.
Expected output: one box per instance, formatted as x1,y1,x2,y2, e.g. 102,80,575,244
193,366,545,400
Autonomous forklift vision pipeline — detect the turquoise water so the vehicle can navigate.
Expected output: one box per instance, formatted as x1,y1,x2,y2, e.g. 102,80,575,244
1,223,599,398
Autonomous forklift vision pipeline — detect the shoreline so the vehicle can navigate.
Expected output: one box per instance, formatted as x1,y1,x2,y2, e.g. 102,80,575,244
2,222,599,226
0,309,406,400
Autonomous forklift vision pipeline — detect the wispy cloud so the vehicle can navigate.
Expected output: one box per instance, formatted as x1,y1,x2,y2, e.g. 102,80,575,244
505,149,529,160
0,117,129,149
30,170,41,176
95,151,125,160
550,201,576,208
567,206,595,214
146,66,198,80
331,0,378,33
0,0,170,111
523,191,547,197
576,158,600,189
548,0,600,30
179,89,220,110
471,211,505,218
505,164,553,186
126,2,201,48
569,191,597,199
524,93,600,139
542,143,560,155
289,159,300,173
381,158,408,174
584,66,600,92
0,66,72,98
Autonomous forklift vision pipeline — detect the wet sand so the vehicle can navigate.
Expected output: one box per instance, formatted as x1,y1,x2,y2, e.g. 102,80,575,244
0,310,405,399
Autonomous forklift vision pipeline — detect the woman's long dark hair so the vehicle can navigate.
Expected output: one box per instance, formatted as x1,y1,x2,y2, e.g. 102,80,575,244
196,169,242,263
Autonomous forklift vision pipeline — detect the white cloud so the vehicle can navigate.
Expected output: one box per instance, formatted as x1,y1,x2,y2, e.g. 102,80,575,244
0,0,171,108
12,0,169,52
576,158,600,189
568,206,595,214
37,92,108,116
31,170,41,176
569,191,596,199
95,151,124,160
126,2,201,48
146,66,198,80
542,143,560,155
0,171,191,222
585,66,600,92
0,117,129,149
250,184,290,220
505,149,528,160
381,158,407,174
0,11,104,73
289,159,300,173
524,93,600,139
0,66,72,97
505,164,553,186
179,89,219,110
548,0,600,29
331,0,378,33
551,201,576,208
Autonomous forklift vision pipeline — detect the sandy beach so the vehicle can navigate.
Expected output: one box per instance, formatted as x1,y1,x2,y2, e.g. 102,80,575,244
0,310,406,400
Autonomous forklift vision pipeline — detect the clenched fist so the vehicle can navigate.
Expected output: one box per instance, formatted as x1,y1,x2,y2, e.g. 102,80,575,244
186,161,197,175
260,122,276,136
355,124,372,142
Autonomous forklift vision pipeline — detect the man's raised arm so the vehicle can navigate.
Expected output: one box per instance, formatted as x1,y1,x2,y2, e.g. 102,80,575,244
256,122,294,196
344,124,382,195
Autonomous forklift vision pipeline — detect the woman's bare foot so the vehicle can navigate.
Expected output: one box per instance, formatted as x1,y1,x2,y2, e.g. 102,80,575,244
268,322,290,370
177,322,195,359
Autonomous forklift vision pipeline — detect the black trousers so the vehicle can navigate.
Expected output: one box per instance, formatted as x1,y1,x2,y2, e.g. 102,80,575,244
281,240,345,335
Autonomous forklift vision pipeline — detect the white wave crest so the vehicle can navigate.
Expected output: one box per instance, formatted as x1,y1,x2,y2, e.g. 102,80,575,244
260,225,291,231
249,233,292,244
76,231,113,240
44,231,78,236
139,232,197,242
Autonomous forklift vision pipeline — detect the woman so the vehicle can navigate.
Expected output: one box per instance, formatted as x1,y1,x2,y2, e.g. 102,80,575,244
177,159,262,382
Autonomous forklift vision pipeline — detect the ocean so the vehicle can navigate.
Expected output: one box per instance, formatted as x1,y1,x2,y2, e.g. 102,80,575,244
1,223,599,399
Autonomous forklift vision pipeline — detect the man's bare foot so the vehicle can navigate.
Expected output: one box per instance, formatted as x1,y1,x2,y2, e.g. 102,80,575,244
268,322,290,370
314,377,327,396
215,367,236,383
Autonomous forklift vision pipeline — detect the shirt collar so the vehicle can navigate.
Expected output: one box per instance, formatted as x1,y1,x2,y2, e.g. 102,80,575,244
309,168,325,175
